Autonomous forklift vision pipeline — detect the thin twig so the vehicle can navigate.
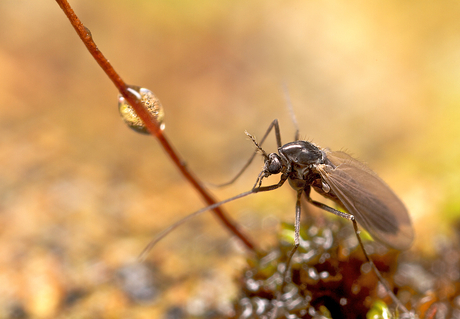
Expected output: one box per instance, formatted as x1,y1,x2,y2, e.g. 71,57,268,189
55,0,257,253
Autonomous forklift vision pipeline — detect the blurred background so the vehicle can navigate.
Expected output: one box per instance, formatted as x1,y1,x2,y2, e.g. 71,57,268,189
1,0,460,318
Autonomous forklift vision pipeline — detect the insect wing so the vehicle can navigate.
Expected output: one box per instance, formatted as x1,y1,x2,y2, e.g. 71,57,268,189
316,151,414,250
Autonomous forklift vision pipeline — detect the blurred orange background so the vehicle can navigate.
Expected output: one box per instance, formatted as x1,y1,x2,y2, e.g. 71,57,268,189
1,1,460,318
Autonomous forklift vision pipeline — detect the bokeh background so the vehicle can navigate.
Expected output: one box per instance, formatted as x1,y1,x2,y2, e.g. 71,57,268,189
1,0,460,318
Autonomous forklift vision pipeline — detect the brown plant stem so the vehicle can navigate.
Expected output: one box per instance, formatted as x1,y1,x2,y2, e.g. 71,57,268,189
55,0,257,253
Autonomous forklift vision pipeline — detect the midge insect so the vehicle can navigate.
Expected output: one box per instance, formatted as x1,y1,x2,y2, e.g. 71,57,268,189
246,120,414,251
140,118,414,316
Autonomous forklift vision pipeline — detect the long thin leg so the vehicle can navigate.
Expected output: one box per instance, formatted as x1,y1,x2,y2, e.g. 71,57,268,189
138,189,255,261
252,171,288,192
307,197,354,221
270,189,303,319
213,119,283,187
351,219,409,314
305,194,410,314
140,174,289,261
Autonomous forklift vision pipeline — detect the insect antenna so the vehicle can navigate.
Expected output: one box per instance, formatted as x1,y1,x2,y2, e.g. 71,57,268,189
245,131,268,159
209,119,283,188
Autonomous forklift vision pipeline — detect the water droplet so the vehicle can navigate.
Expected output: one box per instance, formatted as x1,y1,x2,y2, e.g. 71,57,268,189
307,267,319,280
118,86,165,134
361,262,372,274
319,271,329,279
254,297,269,315
246,279,260,291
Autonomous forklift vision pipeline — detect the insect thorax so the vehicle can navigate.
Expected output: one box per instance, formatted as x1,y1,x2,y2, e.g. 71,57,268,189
279,141,324,166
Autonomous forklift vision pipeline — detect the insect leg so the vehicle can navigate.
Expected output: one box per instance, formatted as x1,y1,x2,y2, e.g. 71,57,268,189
213,119,283,187
140,174,289,261
351,219,410,314
138,189,255,261
252,173,288,192
270,189,303,319
305,193,410,314
307,198,354,221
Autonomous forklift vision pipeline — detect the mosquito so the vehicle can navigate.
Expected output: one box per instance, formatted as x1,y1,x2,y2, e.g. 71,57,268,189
140,118,414,317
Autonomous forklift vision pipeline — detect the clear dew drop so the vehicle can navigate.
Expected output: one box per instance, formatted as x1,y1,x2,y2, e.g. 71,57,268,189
118,85,165,134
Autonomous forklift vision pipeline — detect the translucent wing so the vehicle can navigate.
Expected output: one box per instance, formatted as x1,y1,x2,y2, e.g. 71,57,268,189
316,150,414,250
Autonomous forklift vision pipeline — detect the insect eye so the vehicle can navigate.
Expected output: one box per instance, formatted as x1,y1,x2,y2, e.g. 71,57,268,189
267,153,282,174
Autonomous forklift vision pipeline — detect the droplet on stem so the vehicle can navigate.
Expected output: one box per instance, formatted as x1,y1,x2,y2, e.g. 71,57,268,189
118,86,165,134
